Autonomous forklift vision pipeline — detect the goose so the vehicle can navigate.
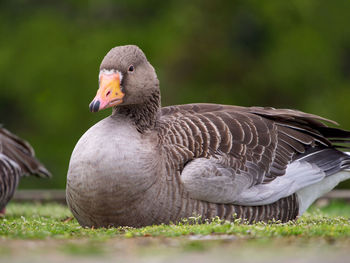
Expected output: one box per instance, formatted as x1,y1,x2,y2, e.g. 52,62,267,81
0,127,51,214
66,45,350,228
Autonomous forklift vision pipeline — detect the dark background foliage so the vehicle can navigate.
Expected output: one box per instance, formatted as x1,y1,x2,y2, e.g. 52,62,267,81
1,0,350,189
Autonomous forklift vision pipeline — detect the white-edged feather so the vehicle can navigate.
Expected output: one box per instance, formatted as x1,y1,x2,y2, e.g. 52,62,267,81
234,160,326,206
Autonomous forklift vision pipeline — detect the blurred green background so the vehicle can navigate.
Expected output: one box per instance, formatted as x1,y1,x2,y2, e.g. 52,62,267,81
1,0,350,189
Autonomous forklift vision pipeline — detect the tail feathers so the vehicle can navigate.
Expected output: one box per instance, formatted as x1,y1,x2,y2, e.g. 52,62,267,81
296,147,350,176
0,128,51,178
293,149,350,215
297,170,350,215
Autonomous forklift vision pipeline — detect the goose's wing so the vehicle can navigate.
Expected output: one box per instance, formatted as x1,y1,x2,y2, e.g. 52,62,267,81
0,128,51,177
158,104,350,204
0,127,51,210
0,153,21,209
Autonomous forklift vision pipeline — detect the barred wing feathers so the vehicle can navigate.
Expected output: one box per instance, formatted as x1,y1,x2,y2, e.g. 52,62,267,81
0,127,51,210
158,104,350,204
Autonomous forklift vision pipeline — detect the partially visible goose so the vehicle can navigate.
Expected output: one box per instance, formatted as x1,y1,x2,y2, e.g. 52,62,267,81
0,127,51,214
67,45,350,228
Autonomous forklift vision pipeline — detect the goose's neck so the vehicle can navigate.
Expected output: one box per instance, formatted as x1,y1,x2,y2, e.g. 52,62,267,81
112,90,161,133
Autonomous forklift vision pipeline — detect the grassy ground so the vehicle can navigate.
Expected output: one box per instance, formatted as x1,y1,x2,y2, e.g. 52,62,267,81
1,201,350,262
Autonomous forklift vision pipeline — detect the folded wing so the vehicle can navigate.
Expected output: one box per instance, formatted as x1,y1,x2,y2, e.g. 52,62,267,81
159,103,350,205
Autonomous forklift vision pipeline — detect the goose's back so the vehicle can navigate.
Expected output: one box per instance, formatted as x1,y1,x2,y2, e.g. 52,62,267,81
158,103,336,183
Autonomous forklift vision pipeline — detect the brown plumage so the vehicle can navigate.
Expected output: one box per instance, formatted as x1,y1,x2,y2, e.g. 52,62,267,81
66,45,350,228
0,127,51,212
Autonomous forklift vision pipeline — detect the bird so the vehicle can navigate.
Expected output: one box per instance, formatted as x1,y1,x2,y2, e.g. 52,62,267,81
0,127,51,214
66,45,350,228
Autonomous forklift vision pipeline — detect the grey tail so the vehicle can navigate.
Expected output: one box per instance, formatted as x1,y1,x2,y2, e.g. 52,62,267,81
292,124,350,176
296,147,350,176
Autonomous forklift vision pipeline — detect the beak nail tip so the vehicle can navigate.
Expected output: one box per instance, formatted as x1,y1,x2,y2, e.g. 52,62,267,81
89,102,94,112
89,100,100,112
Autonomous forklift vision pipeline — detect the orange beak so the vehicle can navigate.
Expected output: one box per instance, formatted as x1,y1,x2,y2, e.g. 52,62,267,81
89,71,125,112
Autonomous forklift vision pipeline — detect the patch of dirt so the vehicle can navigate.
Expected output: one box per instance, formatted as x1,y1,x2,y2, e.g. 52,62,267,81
1,237,350,263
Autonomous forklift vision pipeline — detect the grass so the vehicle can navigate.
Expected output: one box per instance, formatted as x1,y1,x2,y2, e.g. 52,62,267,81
1,200,350,240
1,201,350,262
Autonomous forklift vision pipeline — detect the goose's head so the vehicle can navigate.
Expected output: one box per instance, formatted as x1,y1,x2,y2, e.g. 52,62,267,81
89,45,159,112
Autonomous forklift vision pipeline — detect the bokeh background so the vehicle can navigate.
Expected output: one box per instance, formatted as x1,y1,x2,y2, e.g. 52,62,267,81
1,0,350,189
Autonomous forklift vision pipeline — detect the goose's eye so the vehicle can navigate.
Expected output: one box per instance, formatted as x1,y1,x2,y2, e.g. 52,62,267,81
128,65,134,72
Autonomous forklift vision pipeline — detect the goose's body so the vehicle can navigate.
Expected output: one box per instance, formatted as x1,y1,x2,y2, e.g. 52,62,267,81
0,128,50,213
67,45,350,227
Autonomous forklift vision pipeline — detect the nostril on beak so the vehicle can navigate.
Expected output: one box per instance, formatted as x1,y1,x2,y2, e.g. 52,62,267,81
106,91,111,97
